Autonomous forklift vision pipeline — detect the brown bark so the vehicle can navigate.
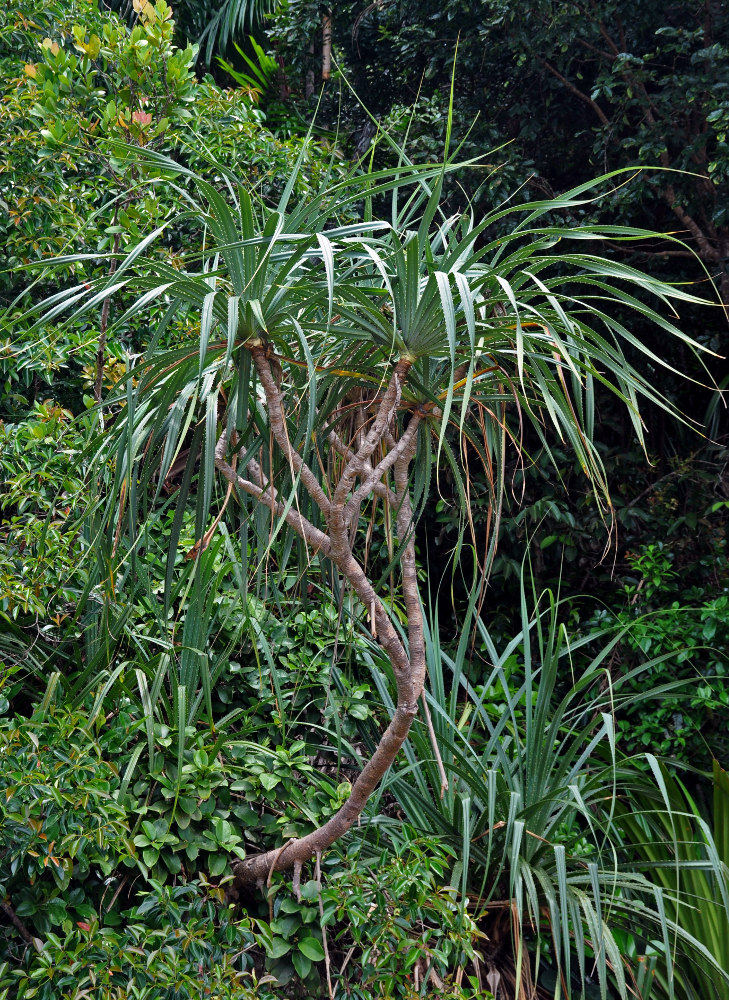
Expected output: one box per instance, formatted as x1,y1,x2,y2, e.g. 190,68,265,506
305,39,315,98
322,11,332,80
1,900,34,946
214,351,428,890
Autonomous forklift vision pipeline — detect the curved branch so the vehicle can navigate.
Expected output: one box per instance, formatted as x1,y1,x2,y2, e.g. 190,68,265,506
344,411,423,525
230,702,418,887
662,186,721,262
332,359,411,510
537,57,610,126
329,360,412,562
250,345,332,516
392,438,426,704
328,428,399,506
215,433,330,555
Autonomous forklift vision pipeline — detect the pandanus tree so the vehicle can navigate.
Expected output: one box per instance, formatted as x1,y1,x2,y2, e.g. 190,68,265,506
27,140,710,919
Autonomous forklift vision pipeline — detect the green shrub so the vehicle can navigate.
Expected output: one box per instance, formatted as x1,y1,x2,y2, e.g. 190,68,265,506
0,882,265,1000
0,708,132,943
322,831,483,999
0,402,89,617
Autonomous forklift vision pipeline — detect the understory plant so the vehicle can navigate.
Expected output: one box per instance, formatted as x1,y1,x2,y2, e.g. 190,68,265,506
616,759,729,999
354,578,729,998
0,880,267,1000
19,117,717,996
599,540,729,762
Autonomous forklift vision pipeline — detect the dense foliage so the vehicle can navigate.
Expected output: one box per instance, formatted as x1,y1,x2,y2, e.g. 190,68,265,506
1,1,728,998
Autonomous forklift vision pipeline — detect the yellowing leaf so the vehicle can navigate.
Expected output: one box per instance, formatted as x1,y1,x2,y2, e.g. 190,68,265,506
41,38,60,55
24,63,37,78
132,0,156,23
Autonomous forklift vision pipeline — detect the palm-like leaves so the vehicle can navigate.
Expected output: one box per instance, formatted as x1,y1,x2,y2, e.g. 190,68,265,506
616,759,729,999
39,150,707,551
197,0,280,65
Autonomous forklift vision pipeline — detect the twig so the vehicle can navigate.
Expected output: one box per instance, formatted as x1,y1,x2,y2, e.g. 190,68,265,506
537,57,609,125
1,900,34,945
103,875,128,916
215,433,330,555
185,449,237,560
251,346,332,515
266,840,295,921
292,860,302,903
315,852,334,1000
420,691,449,798
95,225,121,403
339,945,355,978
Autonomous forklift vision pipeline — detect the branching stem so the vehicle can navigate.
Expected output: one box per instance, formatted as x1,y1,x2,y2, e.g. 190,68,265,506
215,351,431,888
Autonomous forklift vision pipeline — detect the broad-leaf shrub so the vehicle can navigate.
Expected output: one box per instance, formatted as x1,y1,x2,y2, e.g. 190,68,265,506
0,882,265,1000
0,403,88,617
592,539,729,761
1,0,346,414
322,832,482,999
0,709,132,941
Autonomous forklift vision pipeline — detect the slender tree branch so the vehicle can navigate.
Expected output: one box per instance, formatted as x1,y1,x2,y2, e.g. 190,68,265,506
250,345,332,516
576,37,616,61
1,900,34,946
605,243,698,259
537,57,610,126
186,453,236,560
330,360,411,566
587,1,620,56
216,433,410,679
392,445,427,702
388,427,447,790
332,360,411,510
215,433,330,555
328,428,399,506
662,185,721,262
344,411,423,525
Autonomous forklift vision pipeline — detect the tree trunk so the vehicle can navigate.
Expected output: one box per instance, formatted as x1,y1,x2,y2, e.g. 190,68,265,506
322,11,332,80
214,349,428,891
